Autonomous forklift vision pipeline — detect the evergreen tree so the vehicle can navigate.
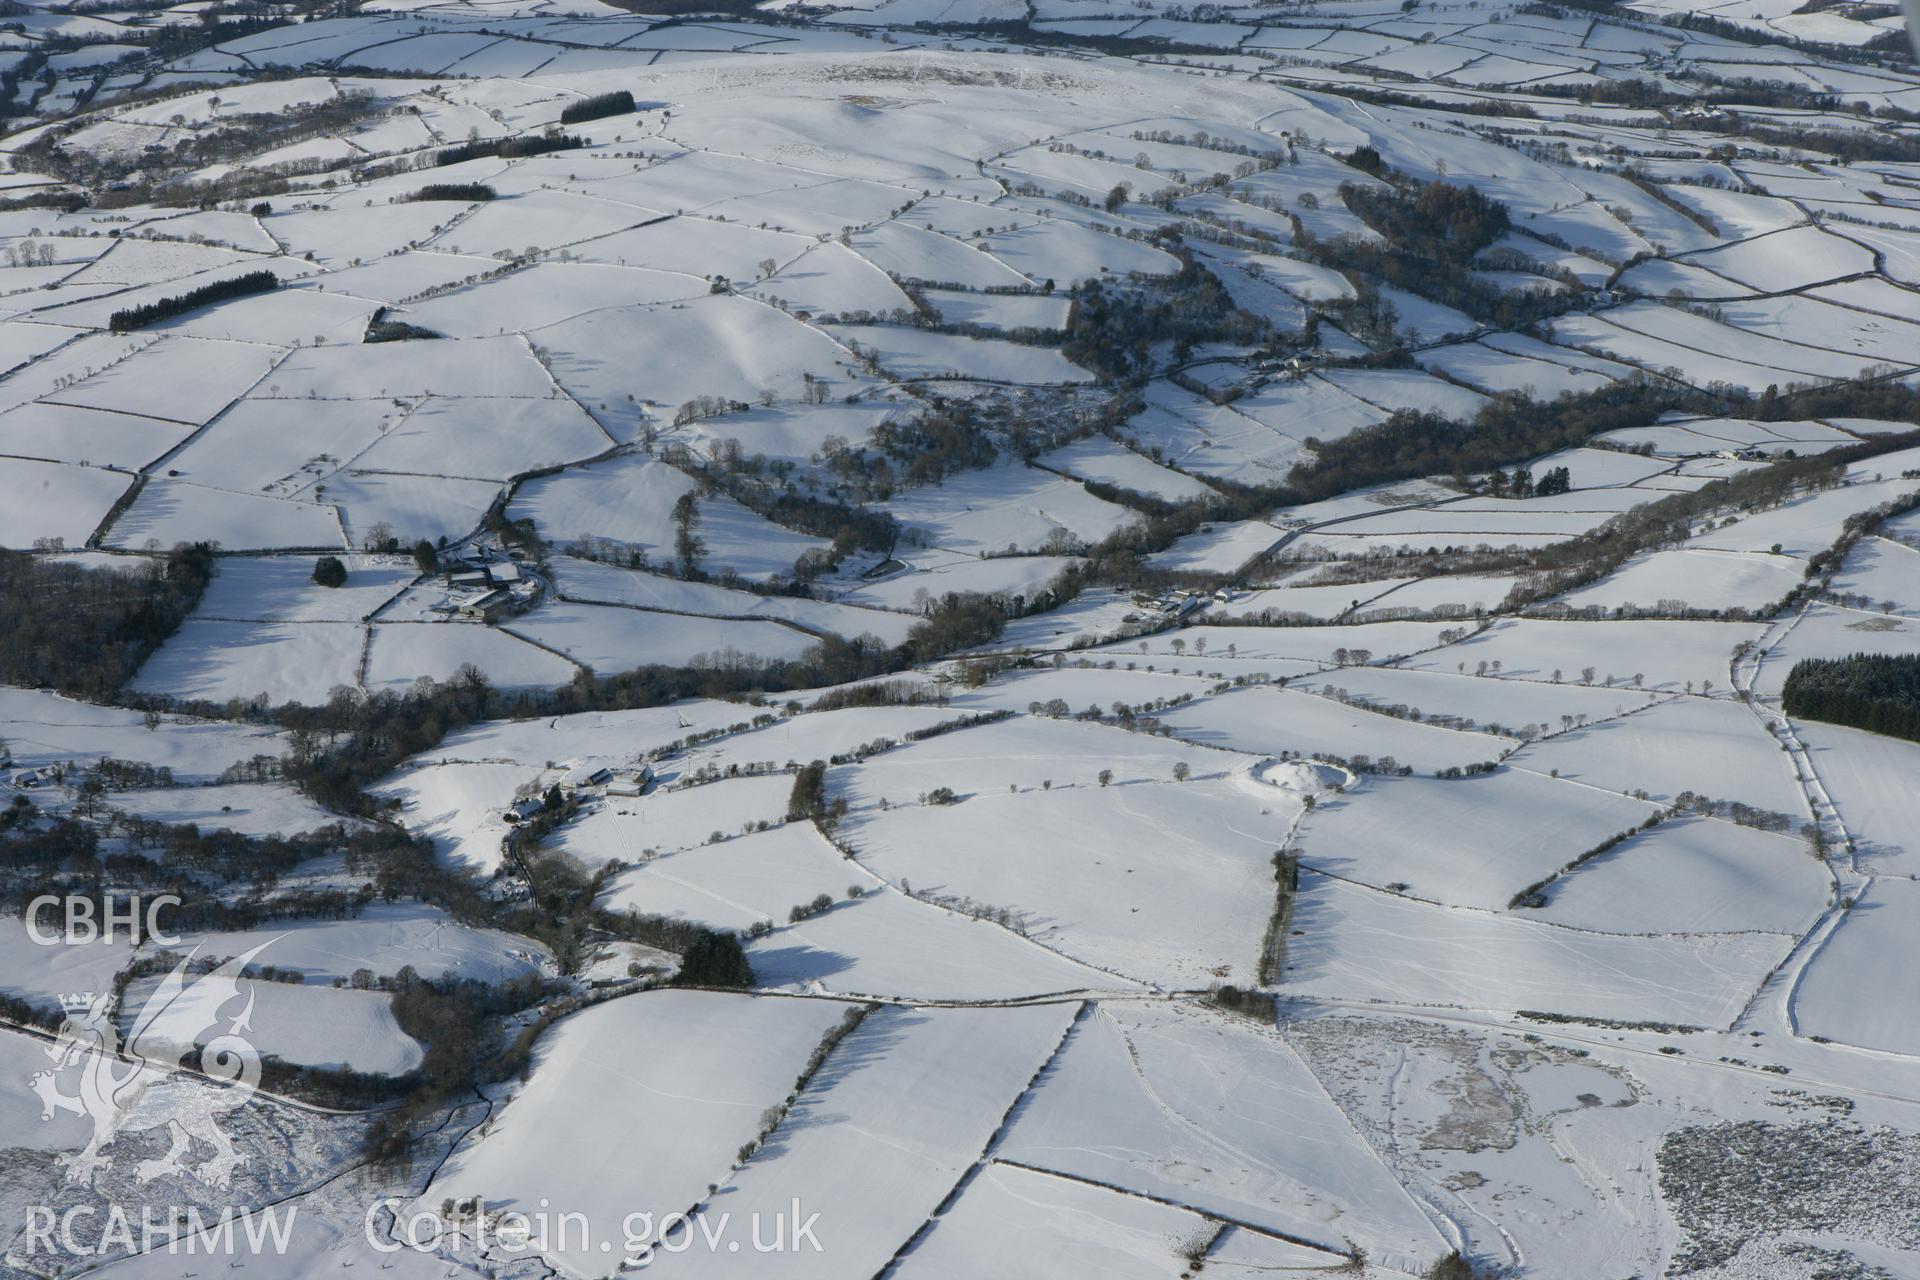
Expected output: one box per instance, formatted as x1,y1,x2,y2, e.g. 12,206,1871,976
674,930,753,988
312,556,348,588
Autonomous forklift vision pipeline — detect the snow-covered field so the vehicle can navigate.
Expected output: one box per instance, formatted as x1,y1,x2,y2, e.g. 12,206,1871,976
1158,684,1513,772
0,917,133,1017
880,459,1139,555
150,902,549,984
1532,815,1828,935
511,454,831,581
1294,767,1658,910
419,991,856,1279
997,1002,1444,1264
1792,879,1920,1056
1512,696,1806,815
371,759,536,875
892,1161,1215,1280
1284,870,1792,1027
840,777,1295,988
1796,721,1920,876
599,821,856,934
567,774,796,864
1753,605,1920,698
505,599,819,671
1552,548,1801,615
4,5,1920,1279
1291,663,1662,733
0,687,289,778
554,556,917,646
748,886,1126,1001
664,1003,1076,1280
128,619,366,706
1407,618,1764,693
121,974,423,1074
104,780,343,836
834,713,1224,804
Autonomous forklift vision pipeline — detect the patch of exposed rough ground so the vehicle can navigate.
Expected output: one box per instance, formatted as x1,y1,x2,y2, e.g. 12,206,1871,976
1658,1119,1920,1274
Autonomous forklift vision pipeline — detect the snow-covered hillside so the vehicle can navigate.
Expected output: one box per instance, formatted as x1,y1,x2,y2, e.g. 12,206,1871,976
3,0,1920,1277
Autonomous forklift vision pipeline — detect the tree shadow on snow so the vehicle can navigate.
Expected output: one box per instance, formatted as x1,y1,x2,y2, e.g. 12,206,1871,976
728,1007,916,1163
743,942,853,990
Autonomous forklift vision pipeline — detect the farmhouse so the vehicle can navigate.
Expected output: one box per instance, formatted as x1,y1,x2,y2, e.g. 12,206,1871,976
457,588,515,622
605,766,653,798
561,762,614,792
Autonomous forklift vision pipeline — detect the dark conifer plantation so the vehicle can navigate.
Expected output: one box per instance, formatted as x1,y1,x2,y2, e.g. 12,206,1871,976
1782,653,1920,743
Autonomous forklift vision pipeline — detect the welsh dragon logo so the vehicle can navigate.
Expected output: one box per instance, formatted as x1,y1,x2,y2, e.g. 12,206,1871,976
31,943,274,1190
